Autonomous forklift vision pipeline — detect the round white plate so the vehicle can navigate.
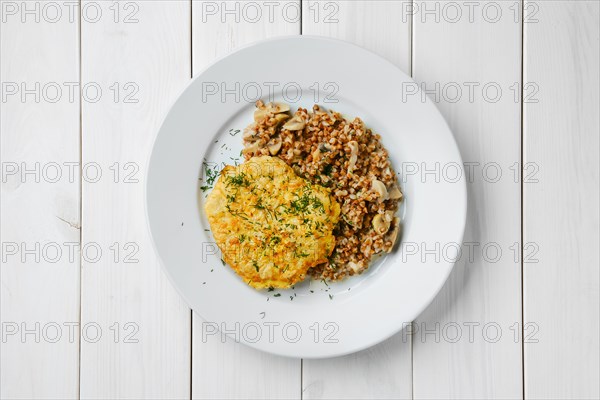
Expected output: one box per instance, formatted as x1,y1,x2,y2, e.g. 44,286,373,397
146,36,466,358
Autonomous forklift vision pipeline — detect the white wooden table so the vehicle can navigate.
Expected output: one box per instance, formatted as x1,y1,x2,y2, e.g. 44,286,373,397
1,1,598,399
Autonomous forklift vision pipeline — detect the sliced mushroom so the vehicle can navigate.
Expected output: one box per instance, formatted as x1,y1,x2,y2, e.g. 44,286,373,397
242,140,262,155
254,102,290,123
283,116,305,131
272,113,290,127
371,179,388,201
313,143,333,162
348,261,361,273
272,103,290,114
242,126,258,141
372,213,391,235
253,107,269,122
268,138,282,155
385,218,401,253
384,210,395,222
388,185,403,200
347,141,359,173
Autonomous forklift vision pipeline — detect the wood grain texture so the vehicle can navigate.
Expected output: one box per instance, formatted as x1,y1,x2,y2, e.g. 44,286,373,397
302,334,412,400
192,0,300,73
302,0,411,75
191,2,301,399
80,2,191,398
301,2,412,399
523,2,600,399
191,322,301,399
412,1,523,398
0,1,80,397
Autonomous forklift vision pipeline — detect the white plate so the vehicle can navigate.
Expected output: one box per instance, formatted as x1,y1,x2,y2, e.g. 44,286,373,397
146,36,466,358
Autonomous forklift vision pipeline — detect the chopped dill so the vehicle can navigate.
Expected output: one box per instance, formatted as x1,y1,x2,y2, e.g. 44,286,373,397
200,162,220,192
294,248,309,258
290,192,325,214
226,172,249,187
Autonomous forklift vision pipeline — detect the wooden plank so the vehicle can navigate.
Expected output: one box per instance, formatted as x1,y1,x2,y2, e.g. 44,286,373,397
302,334,412,400
192,0,301,73
0,0,80,397
191,1,301,399
302,0,411,75
523,2,600,399
79,2,191,398
301,2,412,399
411,1,523,398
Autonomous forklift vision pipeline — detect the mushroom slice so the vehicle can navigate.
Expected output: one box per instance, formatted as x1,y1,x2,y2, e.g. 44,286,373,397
273,113,290,126
371,179,388,201
242,140,262,155
385,217,401,253
313,143,334,162
384,210,395,222
388,185,403,200
283,116,305,131
347,141,359,173
254,102,290,122
268,137,282,155
242,126,258,141
348,261,361,274
253,107,269,122
372,213,391,235
272,103,290,114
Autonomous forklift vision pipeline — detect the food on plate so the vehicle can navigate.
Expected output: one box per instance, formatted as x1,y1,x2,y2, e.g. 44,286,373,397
242,101,402,282
204,156,340,289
